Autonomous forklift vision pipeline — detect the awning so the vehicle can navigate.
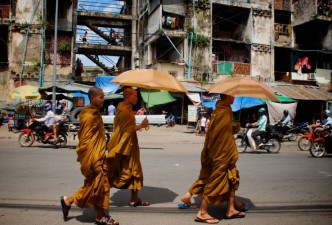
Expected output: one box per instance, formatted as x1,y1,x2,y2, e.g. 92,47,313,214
231,97,264,112
140,89,176,108
95,76,120,94
260,95,297,103
186,93,201,105
39,83,91,94
267,83,332,100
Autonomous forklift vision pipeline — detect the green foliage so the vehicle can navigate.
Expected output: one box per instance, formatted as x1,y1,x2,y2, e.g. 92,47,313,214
192,34,210,48
59,41,71,52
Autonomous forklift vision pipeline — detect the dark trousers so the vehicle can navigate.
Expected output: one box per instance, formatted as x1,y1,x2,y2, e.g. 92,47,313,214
252,130,265,145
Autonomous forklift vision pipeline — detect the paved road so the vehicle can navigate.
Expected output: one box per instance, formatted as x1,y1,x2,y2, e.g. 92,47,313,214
0,125,331,224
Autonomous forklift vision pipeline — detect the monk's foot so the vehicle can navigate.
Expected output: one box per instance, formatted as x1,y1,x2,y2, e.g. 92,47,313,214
181,193,193,205
195,213,219,224
224,210,245,219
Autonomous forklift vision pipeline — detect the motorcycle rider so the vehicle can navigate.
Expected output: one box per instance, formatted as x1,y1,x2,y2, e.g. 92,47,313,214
279,109,292,134
251,107,268,149
33,103,55,141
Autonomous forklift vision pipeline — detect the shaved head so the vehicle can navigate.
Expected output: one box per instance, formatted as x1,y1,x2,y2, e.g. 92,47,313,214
123,87,136,99
88,87,103,100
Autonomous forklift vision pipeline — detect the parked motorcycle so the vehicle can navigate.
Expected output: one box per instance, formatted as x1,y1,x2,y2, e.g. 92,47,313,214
309,126,332,158
18,121,67,148
235,124,282,153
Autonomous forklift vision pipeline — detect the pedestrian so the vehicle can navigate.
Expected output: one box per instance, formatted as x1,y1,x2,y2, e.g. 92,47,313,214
136,106,146,115
108,102,116,115
107,87,150,207
82,31,88,43
166,112,175,127
60,87,119,225
196,114,206,136
178,94,247,223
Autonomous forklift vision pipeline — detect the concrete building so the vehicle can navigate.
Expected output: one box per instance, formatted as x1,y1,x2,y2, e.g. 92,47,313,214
0,0,331,107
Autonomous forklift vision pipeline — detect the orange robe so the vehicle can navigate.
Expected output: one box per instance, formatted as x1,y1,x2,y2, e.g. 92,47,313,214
189,101,240,205
107,102,143,190
73,104,110,209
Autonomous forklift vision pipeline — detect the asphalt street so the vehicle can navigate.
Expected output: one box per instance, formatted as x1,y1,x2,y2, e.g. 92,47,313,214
0,124,331,225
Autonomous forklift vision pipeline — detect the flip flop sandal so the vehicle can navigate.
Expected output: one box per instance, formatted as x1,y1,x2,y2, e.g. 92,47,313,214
96,217,119,225
178,202,197,209
224,211,245,219
194,216,219,224
60,196,71,220
129,198,150,207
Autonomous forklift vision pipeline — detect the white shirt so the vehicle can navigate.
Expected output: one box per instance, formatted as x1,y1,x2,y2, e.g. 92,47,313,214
36,110,55,127
200,117,207,127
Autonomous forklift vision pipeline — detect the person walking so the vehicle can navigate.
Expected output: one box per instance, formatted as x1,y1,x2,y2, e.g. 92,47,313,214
179,94,247,223
108,102,116,115
60,87,119,225
107,87,150,207
82,31,88,43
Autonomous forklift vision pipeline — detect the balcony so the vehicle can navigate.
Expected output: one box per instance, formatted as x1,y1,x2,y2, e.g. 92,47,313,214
213,61,251,76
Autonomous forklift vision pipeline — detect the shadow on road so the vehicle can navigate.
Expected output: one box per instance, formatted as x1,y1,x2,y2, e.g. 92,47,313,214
110,186,178,207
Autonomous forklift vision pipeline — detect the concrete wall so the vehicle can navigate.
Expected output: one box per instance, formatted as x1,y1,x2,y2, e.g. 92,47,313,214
292,0,316,26
153,62,185,81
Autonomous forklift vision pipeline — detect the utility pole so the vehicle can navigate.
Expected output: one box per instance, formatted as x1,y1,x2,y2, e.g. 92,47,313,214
52,0,59,112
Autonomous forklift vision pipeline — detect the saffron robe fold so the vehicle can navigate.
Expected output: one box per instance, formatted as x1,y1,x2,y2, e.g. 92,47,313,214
73,104,110,209
189,101,240,205
107,101,143,190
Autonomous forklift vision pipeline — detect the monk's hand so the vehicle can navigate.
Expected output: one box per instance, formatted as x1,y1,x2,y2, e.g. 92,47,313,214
141,118,149,130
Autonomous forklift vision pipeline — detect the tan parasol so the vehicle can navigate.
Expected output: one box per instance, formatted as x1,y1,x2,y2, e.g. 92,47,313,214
8,85,41,100
111,69,188,93
208,77,279,101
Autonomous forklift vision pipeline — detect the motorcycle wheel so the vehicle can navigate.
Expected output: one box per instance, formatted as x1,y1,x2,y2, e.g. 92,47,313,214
309,142,326,158
18,133,34,147
298,137,311,151
288,133,297,141
54,133,67,148
266,138,281,153
235,137,247,153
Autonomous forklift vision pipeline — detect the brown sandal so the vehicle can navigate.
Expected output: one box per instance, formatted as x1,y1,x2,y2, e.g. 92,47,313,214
129,198,150,207
96,217,119,225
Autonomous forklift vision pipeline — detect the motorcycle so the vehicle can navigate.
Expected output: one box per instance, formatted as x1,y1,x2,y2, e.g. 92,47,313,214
297,124,327,151
235,123,282,153
18,121,68,148
273,122,308,141
309,126,332,158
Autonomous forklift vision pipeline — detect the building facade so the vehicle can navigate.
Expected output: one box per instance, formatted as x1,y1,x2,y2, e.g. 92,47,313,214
0,0,331,107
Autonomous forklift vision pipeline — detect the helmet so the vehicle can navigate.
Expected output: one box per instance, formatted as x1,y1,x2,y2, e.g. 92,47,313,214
258,107,266,115
44,103,52,111
283,110,289,116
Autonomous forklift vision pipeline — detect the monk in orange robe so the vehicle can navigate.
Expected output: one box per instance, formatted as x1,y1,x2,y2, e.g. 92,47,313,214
60,87,119,225
179,94,246,224
107,87,149,207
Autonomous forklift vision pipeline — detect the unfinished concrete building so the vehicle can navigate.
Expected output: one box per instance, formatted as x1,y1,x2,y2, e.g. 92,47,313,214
1,0,331,107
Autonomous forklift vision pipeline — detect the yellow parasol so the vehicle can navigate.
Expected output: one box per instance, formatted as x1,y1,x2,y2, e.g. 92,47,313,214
208,77,279,101
111,69,188,93
8,85,41,100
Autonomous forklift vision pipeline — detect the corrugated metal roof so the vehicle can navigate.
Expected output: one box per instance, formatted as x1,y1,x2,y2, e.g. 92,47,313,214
267,83,332,100
180,81,206,93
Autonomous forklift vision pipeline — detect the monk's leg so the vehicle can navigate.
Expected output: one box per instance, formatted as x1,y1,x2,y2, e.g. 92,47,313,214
195,199,218,223
130,190,139,203
225,195,245,218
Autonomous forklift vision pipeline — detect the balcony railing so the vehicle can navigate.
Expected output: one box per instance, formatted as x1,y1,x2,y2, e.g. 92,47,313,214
213,61,250,76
